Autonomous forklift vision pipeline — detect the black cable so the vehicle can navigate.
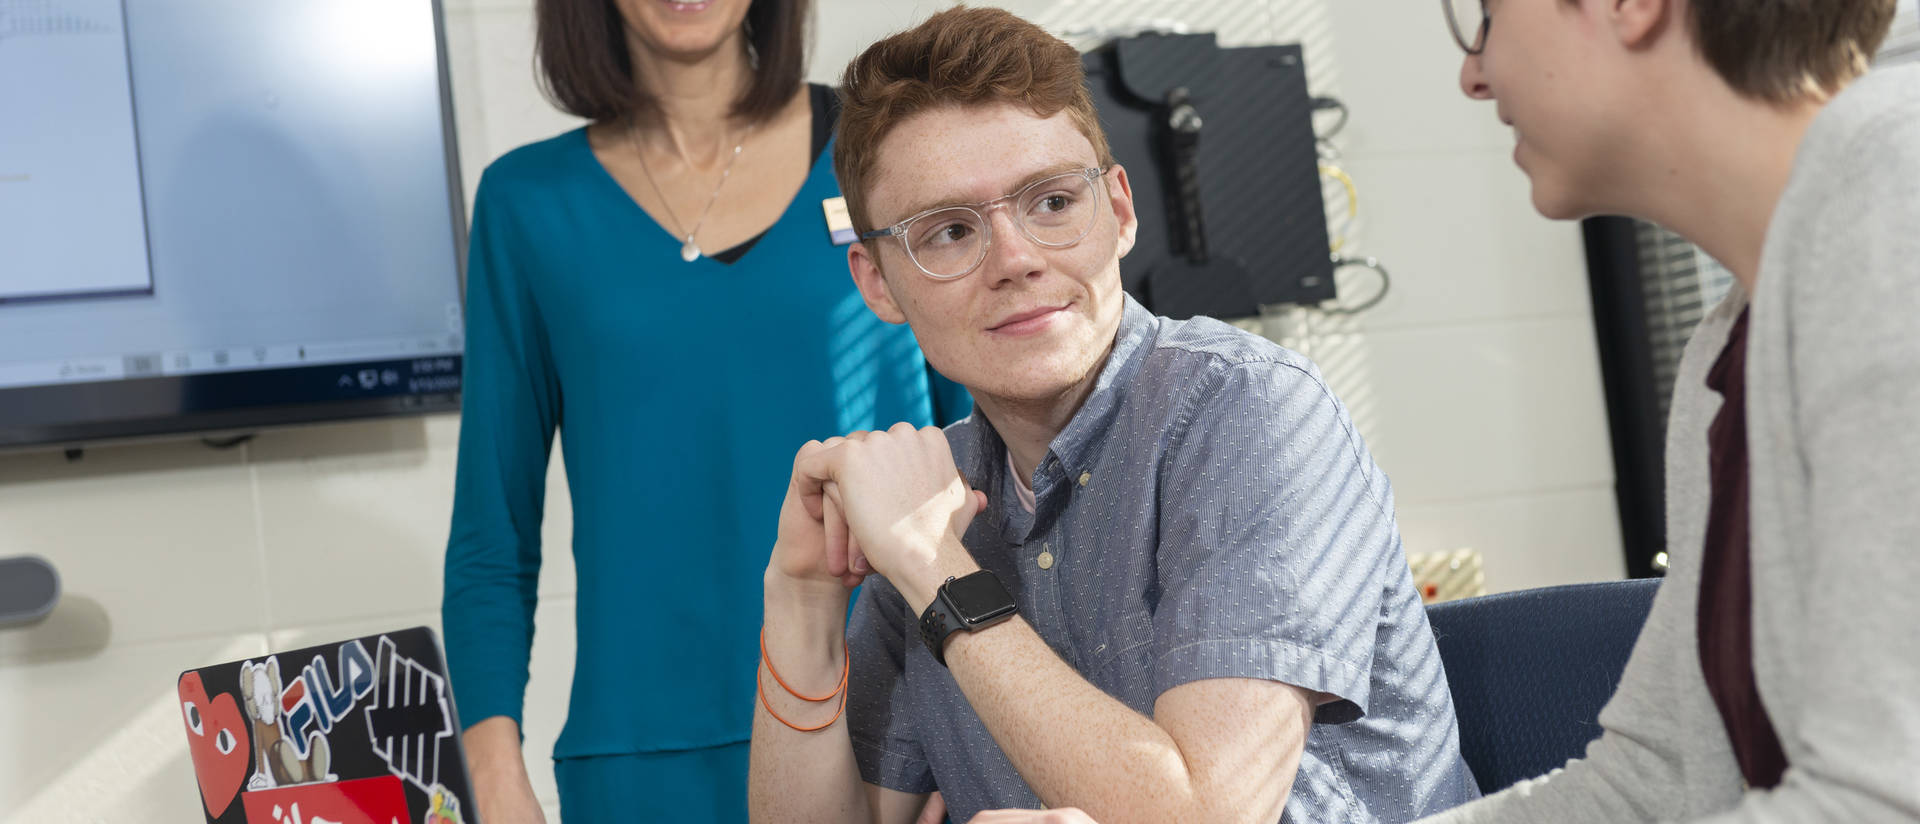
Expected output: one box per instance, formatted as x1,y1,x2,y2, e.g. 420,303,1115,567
201,434,256,449
1320,256,1391,316
1311,95,1349,141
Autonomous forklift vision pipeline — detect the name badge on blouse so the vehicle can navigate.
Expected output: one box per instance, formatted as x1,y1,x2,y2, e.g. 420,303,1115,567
822,197,858,246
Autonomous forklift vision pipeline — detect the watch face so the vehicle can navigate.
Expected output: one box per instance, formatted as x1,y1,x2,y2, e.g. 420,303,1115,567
946,571,1017,625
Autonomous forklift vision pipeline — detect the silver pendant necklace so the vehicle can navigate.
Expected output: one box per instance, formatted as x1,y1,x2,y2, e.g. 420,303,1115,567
630,119,752,263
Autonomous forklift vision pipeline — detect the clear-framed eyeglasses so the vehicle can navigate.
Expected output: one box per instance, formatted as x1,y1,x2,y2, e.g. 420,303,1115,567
860,167,1109,280
1444,0,1491,55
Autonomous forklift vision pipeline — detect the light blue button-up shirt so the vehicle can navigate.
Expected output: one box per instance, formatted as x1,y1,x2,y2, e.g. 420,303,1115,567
848,295,1478,822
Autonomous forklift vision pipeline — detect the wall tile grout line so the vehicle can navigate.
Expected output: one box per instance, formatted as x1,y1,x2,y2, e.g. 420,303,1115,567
244,440,276,638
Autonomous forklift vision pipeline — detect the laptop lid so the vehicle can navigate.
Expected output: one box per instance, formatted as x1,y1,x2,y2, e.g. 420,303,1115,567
177,626,476,824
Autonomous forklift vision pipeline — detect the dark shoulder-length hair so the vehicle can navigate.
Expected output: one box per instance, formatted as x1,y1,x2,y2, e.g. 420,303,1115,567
534,0,810,125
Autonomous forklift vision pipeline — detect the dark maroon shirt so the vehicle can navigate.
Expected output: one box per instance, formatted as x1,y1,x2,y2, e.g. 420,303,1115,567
1697,306,1789,788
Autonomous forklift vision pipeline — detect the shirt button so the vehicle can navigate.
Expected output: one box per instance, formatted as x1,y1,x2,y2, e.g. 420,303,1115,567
1077,471,1091,487
1037,550,1055,570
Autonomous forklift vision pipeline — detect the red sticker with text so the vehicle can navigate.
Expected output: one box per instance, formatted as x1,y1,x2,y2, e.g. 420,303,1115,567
240,775,410,824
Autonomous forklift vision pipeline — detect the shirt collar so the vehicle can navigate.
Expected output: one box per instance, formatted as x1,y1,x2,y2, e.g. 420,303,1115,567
1047,293,1156,479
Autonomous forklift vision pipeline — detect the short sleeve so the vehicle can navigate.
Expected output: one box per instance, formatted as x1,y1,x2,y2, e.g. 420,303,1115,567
846,575,938,793
1151,360,1400,722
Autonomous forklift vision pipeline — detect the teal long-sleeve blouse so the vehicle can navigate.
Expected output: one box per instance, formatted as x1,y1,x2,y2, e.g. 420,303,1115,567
442,127,967,758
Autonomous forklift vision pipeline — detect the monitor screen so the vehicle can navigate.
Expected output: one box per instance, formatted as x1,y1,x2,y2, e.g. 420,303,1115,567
0,0,466,450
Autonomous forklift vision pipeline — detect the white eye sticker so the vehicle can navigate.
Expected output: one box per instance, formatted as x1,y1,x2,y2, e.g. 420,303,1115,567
216,728,236,755
183,701,204,735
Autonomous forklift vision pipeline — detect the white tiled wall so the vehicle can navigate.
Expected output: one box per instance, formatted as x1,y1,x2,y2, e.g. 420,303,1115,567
0,1,1621,820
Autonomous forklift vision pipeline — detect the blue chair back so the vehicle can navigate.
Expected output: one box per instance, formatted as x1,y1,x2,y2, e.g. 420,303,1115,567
1426,578,1661,795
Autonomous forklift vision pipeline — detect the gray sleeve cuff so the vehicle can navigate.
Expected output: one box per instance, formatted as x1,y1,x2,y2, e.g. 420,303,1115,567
1153,637,1372,722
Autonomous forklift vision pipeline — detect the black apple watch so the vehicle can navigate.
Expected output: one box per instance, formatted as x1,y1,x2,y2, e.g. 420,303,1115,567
917,570,1018,667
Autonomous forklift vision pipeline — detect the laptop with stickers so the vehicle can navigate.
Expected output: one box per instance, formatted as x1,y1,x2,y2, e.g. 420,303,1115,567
177,626,477,824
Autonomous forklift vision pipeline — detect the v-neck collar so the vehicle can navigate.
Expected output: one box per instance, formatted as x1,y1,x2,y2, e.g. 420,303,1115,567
572,126,835,268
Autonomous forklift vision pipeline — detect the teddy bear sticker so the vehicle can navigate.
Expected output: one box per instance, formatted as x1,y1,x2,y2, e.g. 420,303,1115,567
239,656,333,789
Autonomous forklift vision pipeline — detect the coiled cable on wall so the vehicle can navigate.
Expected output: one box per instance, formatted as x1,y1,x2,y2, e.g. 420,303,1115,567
1320,254,1392,316
1307,94,1391,316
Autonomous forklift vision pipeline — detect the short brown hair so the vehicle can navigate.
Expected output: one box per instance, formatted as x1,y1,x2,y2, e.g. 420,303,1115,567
534,0,810,125
1657,0,1896,103
834,6,1115,235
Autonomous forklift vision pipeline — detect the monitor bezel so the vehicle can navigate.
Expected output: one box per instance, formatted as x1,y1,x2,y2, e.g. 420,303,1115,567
0,0,468,454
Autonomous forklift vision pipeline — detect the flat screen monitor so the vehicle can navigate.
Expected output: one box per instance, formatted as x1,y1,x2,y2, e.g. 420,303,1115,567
0,0,466,450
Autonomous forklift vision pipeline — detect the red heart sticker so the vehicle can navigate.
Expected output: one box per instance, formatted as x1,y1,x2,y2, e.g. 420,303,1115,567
179,671,251,818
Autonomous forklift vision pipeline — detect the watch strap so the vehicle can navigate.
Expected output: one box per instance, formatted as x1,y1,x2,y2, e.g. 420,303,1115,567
917,583,967,667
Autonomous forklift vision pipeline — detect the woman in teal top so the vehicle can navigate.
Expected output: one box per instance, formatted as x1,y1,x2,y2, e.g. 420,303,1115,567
442,2,964,821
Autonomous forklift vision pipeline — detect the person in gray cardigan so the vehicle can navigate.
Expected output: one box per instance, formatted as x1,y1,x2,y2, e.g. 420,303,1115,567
966,1,1919,821
1423,0,1920,821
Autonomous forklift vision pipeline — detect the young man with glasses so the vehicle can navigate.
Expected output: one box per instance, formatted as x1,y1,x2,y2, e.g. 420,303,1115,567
1423,1,1920,822
744,7,1478,824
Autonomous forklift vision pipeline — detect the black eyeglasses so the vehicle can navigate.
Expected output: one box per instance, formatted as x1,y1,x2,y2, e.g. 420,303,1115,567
1443,0,1491,55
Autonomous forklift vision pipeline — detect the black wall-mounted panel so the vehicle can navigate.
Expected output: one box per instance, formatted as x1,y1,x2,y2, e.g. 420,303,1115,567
1086,35,1335,319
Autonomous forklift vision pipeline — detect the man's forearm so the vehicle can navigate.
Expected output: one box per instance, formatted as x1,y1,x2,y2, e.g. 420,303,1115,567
943,617,1291,824
748,580,872,824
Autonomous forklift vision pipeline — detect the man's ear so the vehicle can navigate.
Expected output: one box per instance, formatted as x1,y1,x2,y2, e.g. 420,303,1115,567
1610,0,1674,50
1106,164,1139,259
848,242,909,325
